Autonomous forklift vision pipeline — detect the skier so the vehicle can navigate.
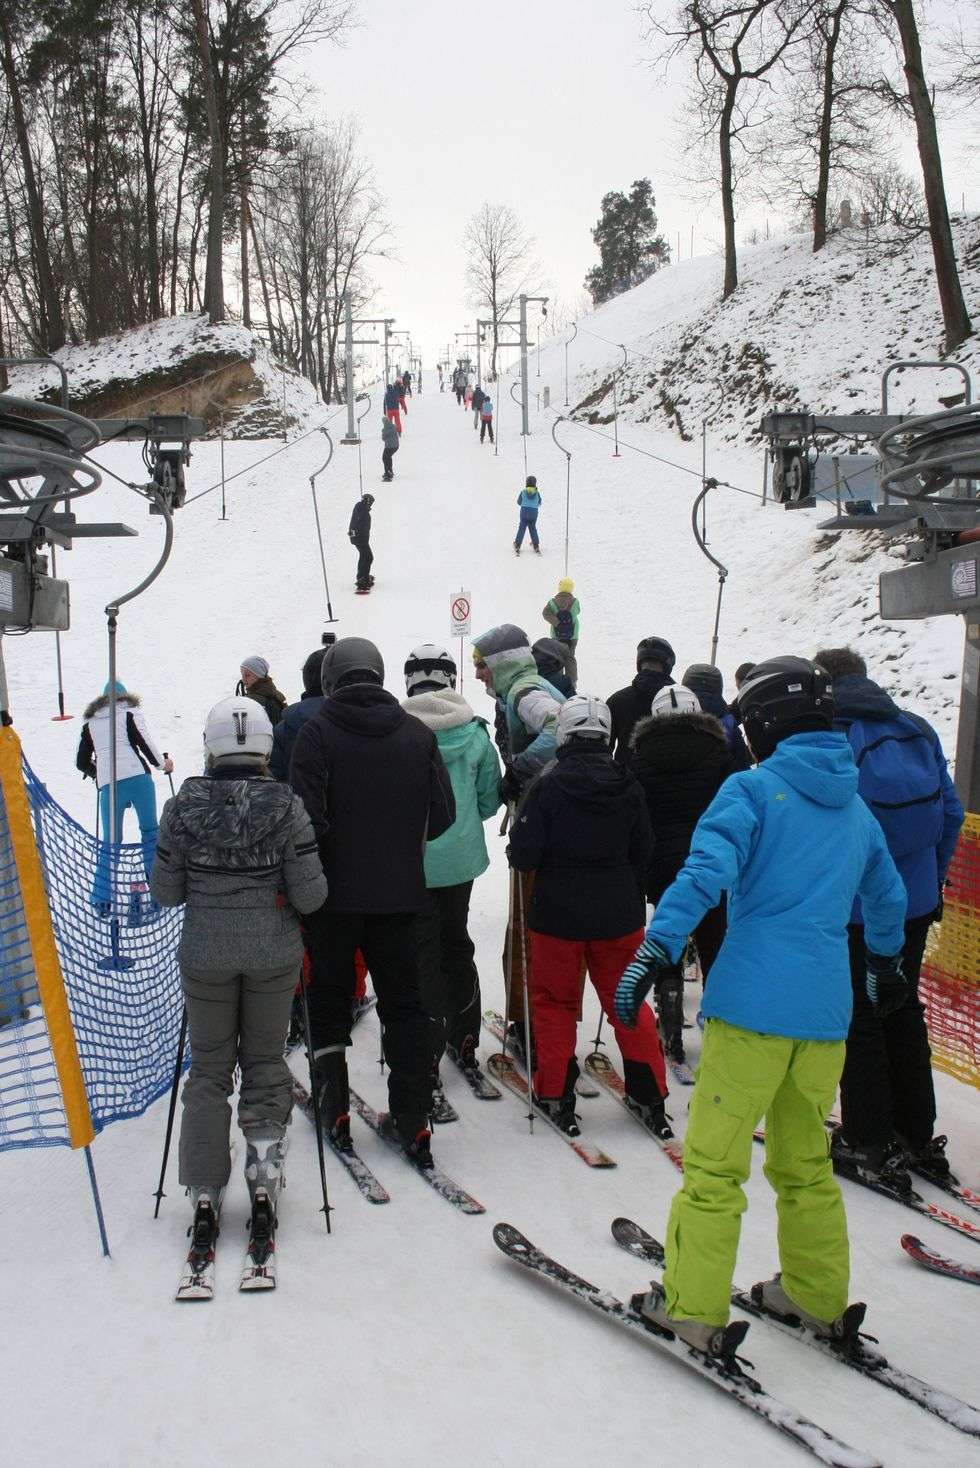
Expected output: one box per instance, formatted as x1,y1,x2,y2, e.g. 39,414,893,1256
464,380,473,411
471,623,567,1060
77,679,173,914
402,368,413,396
542,578,580,681
349,492,375,593
615,656,906,1357
395,377,408,422
509,695,669,1136
150,696,327,1261
607,635,675,762
290,638,456,1167
269,635,335,782
479,391,494,443
681,664,752,769
437,364,444,392
629,683,738,1064
814,646,965,1187
382,415,399,481
532,637,576,697
383,381,402,435
237,656,287,728
514,475,542,554
402,644,501,1098
472,382,485,429
453,366,466,405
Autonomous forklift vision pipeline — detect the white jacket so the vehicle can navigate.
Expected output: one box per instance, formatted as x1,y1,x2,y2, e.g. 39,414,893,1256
76,694,164,788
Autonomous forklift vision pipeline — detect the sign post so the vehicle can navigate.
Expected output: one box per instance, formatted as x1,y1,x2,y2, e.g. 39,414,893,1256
450,590,471,688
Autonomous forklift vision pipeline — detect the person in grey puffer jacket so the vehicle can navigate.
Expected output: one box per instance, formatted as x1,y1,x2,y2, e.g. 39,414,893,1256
151,694,327,1230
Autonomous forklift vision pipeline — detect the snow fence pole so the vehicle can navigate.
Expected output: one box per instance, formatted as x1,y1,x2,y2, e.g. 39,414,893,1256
153,1004,188,1218
515,867,535,1134
309,428,338,624
551,417,572,577
355,392,371,497
84,1145,111,1257
691,478,729,668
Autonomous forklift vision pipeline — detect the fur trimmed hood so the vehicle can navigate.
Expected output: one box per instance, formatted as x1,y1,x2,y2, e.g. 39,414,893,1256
402,688,476,731
84,691,140,720
632,709,726,752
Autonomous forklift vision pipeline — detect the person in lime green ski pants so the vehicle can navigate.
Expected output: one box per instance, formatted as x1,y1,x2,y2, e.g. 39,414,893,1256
615,657,907,1355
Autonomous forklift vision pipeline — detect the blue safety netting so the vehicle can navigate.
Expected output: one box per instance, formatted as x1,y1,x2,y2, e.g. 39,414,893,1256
0,759,184,1152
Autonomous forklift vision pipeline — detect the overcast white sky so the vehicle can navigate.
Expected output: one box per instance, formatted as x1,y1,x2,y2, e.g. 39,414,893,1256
306,0,977,367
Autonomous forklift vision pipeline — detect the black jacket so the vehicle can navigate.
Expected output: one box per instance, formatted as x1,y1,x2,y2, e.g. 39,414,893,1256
509,746,651,940
472,386,485,411
290,685,455,913
607,670,674,762
349,500,371,544
629,710,736,899
270,692,324,781
236,675,287,729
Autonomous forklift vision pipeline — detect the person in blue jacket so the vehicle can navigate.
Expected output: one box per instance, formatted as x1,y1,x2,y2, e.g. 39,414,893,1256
383,381,402,434
615,656,906,1360
814,646,965,1188
514,475,541,554
270,636,335,782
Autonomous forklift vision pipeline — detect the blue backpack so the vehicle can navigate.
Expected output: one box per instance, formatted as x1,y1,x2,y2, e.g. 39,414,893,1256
844,712,943,859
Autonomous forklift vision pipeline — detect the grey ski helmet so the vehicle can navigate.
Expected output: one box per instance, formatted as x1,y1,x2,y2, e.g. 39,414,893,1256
737,656,833,745
321,637,385,694
682,663,724,698
636,636,676,673
555,694,612,749
404,642,457,695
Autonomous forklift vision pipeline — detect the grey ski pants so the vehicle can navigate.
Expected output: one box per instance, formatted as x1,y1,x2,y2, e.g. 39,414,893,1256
178,962,298,1189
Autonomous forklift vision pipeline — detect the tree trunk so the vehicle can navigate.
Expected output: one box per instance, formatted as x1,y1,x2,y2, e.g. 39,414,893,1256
889,0,971,350
247,206,274,347
0,14,65,349
190,0,225,322
719,87,739,298
238,107,251,328
170,127,191,316
813,3,845,252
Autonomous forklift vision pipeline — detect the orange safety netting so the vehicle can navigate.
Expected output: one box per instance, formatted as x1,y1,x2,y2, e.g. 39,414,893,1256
921,812,980,1091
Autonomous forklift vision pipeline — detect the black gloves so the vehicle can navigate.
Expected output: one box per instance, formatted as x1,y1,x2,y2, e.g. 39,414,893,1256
866,951,907,1019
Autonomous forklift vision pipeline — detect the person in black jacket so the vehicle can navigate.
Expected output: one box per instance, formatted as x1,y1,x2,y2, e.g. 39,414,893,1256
237,656,287,727
607,635,675,762
509,695,669,1137
290,637,455,1167
349,493,374,591
270,635,335,782
532,637,576,697
629,684,737,1064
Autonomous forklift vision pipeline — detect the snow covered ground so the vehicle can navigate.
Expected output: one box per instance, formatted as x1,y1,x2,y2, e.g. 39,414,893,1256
2,368,978,1467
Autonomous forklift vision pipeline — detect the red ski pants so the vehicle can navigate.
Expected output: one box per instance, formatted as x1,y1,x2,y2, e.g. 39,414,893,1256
386,408,402,434
529,929,667,1098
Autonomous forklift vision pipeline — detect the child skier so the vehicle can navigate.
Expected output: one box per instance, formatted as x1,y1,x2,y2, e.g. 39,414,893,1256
542,578,580,681
479,391,494,443
510,695,669,1136
514,475,542,554
615,657,906,1358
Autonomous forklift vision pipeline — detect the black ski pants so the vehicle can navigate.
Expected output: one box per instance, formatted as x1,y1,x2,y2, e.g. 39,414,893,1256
304,907,431,1123
480,419,494,443
839,915,936,1152
382,446,396,477
353,536,373,585
415,881,481,1063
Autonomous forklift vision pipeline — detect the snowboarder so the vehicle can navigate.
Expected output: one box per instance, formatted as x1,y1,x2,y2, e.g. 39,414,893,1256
402,644,501,1097
681,664,752,769
349,492,375,593
237,656,287,728
77,679,173,914
514,475,541,554
150,696,327,1254
269,636,335,782
542,578,580,682
290,638,456,1167
532,637,576,697
814,646,965,1188
509,695,669,1137
402,368,413,396
607,636,675,762
615,656,906,1357
382,415,399,480
479,391,494,443
383,381,402,435
629,683,738,1063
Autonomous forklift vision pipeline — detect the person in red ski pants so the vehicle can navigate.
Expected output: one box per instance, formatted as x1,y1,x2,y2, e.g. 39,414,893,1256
508,693,670,1137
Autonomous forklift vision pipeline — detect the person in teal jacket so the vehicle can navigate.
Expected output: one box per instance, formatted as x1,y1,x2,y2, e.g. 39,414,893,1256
403,644,502,1097
514,475,542,553
615,656,906,1361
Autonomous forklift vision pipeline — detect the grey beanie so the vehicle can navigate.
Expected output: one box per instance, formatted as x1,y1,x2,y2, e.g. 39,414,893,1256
241,655,269,679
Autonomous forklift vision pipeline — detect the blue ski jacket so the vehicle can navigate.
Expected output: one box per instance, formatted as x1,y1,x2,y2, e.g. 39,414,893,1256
384,384,399,411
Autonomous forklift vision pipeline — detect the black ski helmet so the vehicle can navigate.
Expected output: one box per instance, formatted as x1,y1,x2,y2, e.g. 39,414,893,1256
362,493,375,506
737,656,833,745
526,475,537,487
636,636,676,673
682,663,724,698
321,637,385,694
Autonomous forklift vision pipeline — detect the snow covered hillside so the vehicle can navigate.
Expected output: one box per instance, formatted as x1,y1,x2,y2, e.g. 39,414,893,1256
2,367,977,1468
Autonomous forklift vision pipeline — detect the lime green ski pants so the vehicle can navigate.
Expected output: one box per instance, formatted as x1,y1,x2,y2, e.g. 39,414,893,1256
664,1018,849,1326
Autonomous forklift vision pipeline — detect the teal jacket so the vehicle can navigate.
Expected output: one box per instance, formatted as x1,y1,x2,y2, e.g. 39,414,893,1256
402,690,502,887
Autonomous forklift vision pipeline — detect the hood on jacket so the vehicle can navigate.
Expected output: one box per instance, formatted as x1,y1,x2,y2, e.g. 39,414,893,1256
831,672,901,723
302,648,326,696
402,688,475,731
472,625,537,699
632,710,727,765
247,675,286,707
762,731,858,808
169,774,294,848
690,687,731,721
322,683,406,737
550,746,636,813
84,691,140,719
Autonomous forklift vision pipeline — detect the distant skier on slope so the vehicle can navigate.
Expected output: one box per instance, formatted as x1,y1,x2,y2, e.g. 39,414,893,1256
607,635,675,762
542,578,580,681
349,492,375,592
615,657,906,1358
514,475,542,554
384,381,402,435
471,382,485,429
382,415,399,481
479,390,494,443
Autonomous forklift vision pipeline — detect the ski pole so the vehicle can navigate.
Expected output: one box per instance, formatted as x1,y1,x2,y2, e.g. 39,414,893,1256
514,869,535,1134
590,1011,605,1054
299,971,333,1234
153,1004,188,1218
163,752,176,798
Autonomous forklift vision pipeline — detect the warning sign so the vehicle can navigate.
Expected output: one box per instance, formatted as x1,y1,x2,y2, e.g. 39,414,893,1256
450,591,471,639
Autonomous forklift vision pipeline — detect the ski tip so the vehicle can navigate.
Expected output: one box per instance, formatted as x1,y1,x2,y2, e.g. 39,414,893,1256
493,1221,531,1254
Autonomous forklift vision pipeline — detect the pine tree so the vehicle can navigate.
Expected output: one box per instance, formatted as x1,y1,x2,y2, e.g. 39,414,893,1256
584,180,670,305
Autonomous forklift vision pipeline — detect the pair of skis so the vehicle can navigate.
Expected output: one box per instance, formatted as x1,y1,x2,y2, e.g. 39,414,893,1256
176,1192,277,1300
495,1216,980,1466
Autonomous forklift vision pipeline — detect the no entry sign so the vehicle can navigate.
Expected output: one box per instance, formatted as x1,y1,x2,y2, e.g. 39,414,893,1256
450,591,471,639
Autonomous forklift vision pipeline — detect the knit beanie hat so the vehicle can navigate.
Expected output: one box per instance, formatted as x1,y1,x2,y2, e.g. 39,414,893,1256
241,655,269,679
558,578,574,593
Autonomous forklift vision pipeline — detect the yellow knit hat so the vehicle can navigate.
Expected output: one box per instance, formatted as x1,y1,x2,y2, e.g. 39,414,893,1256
558,578,574,593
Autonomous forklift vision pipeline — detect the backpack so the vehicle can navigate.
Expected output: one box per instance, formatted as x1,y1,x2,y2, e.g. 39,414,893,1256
553,605,575,641
844,712,944,859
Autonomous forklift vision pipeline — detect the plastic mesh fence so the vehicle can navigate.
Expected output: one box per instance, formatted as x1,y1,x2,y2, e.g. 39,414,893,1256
0,759,183,1152
921,812,980,1092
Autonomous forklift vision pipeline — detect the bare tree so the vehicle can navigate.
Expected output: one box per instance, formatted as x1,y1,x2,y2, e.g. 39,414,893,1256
463,203,537,377
189,0,225,321
858,160,924,226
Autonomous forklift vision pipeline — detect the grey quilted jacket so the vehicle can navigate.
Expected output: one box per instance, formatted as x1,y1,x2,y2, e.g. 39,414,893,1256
151,768,327,972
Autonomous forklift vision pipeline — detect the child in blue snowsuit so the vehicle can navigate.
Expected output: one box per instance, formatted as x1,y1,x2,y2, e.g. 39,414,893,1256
515,476,541,553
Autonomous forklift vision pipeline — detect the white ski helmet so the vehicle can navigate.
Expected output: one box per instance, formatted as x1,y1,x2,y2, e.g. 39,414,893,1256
404,642,457,695
203,695,274,762
651,685,701,718
555,694,612,749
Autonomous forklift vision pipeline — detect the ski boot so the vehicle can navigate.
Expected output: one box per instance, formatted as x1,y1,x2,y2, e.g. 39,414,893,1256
505,1019,536,1072
623,1060,674,1139
383,1112,434,1170
245,1189,277,1278
513,542,521,556
429,1065,459,1125
654,968,686,1064
830,1129,913,1192
448,1035,488,1083
902,1133,957,1187
534,1058,581,1136
312,1046,353,1153
750,1274,866,1347
532,543,541,555
624,1095,675,1141
244,1125,288,1212
181,1188,222,1293
632,1282,748,1361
